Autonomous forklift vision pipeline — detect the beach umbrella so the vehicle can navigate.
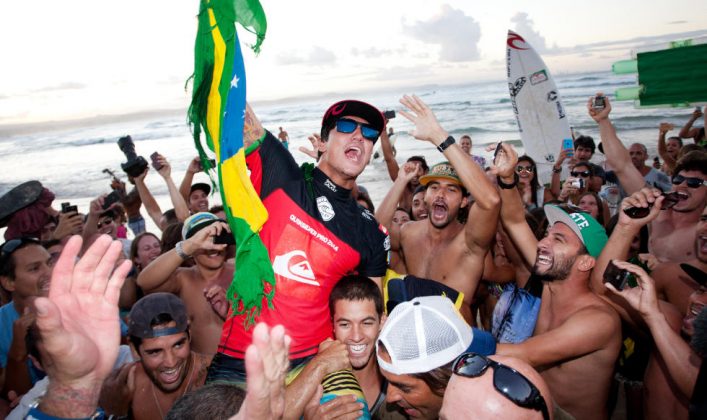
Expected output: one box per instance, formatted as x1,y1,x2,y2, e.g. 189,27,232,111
612,37,707,107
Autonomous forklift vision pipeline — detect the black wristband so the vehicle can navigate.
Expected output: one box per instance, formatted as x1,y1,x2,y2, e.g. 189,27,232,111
552,166,562,174
497,173,519,189
437,136,455,153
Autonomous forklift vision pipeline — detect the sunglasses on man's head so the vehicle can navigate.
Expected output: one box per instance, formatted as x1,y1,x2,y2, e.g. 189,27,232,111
516,165,534,173
570,170,591,178
335,118,380,141
671,174,705,188
453,353,550,420
0,237,41,261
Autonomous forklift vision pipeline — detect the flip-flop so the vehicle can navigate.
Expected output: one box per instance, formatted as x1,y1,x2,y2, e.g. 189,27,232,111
0,180,44,228
680,263,707,287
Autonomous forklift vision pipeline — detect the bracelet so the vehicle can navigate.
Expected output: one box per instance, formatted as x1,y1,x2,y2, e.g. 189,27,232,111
497,173,519,189
552,166,562,173
436,136,455,153
175,241,191,259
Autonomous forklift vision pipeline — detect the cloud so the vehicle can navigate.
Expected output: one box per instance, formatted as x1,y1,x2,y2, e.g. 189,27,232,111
511,13,549,53
276,46,336,66
668,20,687,25
33,82,87,93
402,5,481,62
351,47,394,58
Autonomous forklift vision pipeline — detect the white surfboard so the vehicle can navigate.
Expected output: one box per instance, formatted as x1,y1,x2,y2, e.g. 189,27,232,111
370,133,397,162
506,30,572,185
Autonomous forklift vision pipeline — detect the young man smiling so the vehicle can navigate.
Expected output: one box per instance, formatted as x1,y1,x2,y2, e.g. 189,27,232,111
99,293,211,420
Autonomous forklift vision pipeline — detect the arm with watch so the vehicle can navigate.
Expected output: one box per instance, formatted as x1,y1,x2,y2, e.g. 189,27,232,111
136,221,229,294
398,94,500,253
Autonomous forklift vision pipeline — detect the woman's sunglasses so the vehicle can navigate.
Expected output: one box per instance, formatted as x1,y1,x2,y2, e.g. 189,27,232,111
335,118,380,141
453,353,550,420
570,170,591,178
516,165,534,173
671,174,705,188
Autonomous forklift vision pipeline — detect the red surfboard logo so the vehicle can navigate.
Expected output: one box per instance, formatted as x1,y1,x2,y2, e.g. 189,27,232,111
507,31,528,50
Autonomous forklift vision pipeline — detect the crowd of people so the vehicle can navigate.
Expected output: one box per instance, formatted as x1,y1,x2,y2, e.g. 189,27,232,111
0,96,705,420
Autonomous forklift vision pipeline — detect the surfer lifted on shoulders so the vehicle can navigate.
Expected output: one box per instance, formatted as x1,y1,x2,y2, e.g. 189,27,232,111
396,95,500,324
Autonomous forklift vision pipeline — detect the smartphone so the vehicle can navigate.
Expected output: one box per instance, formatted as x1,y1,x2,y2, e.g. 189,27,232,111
383,110,396,120
492,142,503,165
570,178,584,189
213,229,235,245
61,202,78,214
593,96,606,111
102,190,122,210
150,152,163,171
562,138,574,157
603,261,632,290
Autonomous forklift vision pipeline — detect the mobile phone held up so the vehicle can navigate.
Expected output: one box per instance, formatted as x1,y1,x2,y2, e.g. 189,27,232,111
61,202,78,214
150,152,163,171
103,191,122,210
592,95,606,111
383,110,396,120
214,229,235,245
603,261,632,291
562,138,574,158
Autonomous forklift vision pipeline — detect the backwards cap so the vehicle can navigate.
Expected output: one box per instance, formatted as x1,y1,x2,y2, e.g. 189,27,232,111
320,100,385,141
376,296,472,375
544,204,608,257
128,293,188,339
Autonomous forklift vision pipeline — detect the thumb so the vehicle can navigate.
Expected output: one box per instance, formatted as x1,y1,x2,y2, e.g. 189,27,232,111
33,297,68,352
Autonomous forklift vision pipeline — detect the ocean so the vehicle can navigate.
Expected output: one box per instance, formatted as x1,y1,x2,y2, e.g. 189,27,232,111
0,70,698,236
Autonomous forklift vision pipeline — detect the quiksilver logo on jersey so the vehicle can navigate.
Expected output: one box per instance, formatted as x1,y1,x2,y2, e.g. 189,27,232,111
317,196,335,221
324,179,337,192
272,250,319,286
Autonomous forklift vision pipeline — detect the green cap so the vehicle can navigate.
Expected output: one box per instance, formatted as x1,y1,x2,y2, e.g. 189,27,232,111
419,162,461,186
544,205,608,258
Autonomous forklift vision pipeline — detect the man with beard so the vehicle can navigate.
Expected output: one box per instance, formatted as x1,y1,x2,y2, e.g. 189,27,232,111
396,95,500,324
99,293,211,420
492,143,620,420
138,213,232,355
588,94,706,262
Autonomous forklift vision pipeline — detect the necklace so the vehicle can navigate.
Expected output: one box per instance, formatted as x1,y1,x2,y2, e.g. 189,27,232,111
150,353,195,419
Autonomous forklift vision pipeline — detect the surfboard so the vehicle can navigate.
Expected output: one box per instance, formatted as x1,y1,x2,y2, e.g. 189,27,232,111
370,132,397,162
506,30,572,185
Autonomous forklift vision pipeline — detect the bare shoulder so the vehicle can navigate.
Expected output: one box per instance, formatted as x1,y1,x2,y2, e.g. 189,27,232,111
571,298,621,334
400,220,426,240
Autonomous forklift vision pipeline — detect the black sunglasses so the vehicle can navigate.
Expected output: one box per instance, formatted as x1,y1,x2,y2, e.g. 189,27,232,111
570,170,591,177
97,217,114,229
623,191,685,219
453,353,550,420
516,165,535,173
671,174,705,188
0,237,41,260
335,118,380,141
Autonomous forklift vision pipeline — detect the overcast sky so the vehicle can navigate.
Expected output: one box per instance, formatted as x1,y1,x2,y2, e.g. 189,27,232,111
1,0,705,125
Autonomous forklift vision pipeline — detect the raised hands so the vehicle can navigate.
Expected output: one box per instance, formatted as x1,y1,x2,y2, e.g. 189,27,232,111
299,133,325,160
34,235,131,417
587,92,612,123
398,94,448,145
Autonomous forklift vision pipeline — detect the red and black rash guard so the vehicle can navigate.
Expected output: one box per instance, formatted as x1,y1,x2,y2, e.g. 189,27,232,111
218,132,390,360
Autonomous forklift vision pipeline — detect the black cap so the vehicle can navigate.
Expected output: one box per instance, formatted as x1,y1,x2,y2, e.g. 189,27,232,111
320,100,385,141
190,183,211,195
128,293,189,338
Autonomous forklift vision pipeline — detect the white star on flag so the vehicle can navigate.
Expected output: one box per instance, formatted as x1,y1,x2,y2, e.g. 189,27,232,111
231,74,240,89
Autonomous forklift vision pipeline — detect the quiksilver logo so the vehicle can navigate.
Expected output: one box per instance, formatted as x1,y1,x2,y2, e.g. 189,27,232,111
324,179,337,192
317,196,335,221
272,250,319,286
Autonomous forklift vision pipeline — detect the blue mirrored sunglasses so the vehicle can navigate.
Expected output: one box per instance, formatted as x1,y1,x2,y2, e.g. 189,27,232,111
335,118,380,141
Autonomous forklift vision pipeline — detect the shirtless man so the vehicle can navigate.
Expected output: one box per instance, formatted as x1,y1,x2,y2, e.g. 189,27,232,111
589,94,707,262
278,127,290,149
492,143,621,420
137,213,232,355
99,293,211,420
396,95,500,324
650,205,707,315
678,106,706,145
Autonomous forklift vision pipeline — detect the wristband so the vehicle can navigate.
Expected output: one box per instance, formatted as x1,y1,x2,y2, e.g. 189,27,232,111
468,328,497,356
552,166,562,174
436,136,455,153
175,241,191,259
496,173,519,190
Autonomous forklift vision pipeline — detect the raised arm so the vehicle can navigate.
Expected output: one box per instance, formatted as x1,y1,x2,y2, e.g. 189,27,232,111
491,143,539,267
375,161,418,228
399,94,500,253
550,148,572,198
379,127,400,182
657,123,677,171
605,261,700,399
588,94,645,194
179,157,202,202
133,169,164,230
156,154,190,222
678,107,703,140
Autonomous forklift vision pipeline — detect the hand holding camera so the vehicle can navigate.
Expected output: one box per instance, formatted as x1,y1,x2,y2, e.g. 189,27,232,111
587,92,612,122
117,135,148,178
603,260,659,319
